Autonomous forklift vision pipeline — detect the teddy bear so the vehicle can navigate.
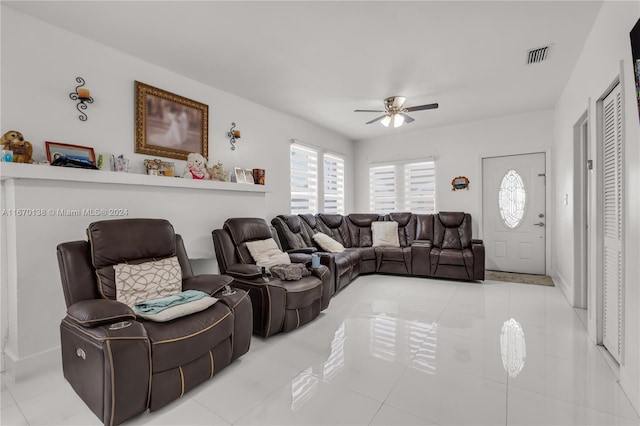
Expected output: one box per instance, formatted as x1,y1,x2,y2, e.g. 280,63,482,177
1,130,34,163
183,152,209,180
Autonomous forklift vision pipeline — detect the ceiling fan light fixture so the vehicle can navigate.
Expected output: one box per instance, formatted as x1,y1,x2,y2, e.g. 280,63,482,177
393,113,404,128
380,115,392,127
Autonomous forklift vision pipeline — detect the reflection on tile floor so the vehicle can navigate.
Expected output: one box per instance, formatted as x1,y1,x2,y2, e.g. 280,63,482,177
2,274,639,425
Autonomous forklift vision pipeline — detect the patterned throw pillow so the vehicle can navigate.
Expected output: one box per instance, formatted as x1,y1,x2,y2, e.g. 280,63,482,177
114,256,182,309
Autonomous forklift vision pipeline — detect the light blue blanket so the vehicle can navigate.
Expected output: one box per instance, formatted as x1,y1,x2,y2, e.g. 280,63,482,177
134,290,209,314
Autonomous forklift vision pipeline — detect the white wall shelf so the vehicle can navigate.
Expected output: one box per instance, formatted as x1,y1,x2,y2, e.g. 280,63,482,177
0,162,269,193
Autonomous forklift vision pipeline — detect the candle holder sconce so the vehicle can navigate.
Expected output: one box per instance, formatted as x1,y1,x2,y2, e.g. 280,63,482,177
227,122,241,150
69,77,93,121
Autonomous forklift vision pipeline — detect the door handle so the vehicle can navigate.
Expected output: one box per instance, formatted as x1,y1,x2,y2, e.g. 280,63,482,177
534,222,545,227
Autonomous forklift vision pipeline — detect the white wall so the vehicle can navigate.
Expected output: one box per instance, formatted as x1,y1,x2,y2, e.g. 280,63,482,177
0,6,354,377
552,1,640,412
0,6,354,220
354,109,554,247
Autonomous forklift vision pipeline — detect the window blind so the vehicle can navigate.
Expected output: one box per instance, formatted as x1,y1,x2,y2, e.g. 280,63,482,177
404,161,436,213
290,143,318,214
323,153,345,214
369,165,396,213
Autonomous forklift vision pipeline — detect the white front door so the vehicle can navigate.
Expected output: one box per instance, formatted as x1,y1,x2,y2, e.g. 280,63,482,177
482,153,546,274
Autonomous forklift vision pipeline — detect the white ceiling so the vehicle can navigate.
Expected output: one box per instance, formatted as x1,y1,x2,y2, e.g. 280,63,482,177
5,1,603,140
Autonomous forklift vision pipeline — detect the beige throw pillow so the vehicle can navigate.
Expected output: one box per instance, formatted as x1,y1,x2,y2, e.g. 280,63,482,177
245,238,291,268
372,221,400,247
312,232,345,253
114,256,182,309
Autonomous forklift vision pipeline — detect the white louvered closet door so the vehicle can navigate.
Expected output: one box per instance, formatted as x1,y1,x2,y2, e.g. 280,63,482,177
602,83,624,363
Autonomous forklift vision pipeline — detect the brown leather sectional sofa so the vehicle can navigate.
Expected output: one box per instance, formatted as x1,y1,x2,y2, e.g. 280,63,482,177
272,211,485,295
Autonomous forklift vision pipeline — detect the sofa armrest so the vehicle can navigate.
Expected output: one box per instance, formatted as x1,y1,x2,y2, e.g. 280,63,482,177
289,253,312,264
288,247,318,254
411,239,432,248
224,264,266,279
66,299,135,327
182,274,233,296
471,241,485,280
471,239,483,245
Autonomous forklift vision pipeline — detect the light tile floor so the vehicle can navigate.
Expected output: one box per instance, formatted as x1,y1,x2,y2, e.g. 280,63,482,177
2,274,639,425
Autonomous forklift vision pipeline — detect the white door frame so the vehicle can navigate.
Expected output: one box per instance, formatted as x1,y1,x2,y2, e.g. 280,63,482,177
573,110,589,309
478,147,552,276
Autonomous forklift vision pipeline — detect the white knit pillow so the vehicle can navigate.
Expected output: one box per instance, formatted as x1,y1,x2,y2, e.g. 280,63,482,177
312,232,345,253
114,256,182,309
245,238,291,268
372,221,400,247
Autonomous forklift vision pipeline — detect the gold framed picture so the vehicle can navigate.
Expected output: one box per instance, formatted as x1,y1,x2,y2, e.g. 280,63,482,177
135,81,208,161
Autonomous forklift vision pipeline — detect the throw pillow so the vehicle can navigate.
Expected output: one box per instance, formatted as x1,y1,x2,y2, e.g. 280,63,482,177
312,232,345,253
372,221,400,247
245,238,291,268
114,256,182,309
135,296,218,322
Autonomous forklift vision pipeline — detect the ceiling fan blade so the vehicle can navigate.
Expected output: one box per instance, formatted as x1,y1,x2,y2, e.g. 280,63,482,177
392,96,406,109
365,115,387,125
401,113,415,123
354,109,385,113
405,103,439,112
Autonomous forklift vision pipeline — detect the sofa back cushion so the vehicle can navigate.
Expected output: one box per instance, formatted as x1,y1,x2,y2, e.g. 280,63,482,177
347,214,380,247
384,212,416,247
88,219,177,300
433,212,472,249
317,214,352,247
271,215,313,250
224,217,273,264
414,214,434,241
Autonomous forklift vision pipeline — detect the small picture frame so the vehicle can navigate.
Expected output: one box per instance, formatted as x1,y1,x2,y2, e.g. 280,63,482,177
451,176,470,191
244,169,254,184
45,141,96,164
234,167,246,183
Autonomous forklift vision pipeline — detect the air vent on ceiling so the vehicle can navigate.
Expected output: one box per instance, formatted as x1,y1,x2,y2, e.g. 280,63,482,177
527,46,549,64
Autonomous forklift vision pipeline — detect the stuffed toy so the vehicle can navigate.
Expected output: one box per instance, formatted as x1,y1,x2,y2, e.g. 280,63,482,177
1,130,34,163
183,153,209,180
207,161,229,181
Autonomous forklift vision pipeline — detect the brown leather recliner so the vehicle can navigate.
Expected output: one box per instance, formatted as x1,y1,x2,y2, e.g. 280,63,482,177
212,218,331,337
56,219,252,426
430,212,485,280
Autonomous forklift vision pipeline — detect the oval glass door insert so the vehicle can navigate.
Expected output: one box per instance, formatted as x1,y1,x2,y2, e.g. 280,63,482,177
499,169,526,228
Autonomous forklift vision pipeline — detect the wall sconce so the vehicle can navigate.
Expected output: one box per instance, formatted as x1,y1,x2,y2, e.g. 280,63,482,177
69,77,93,121
227,122,241,150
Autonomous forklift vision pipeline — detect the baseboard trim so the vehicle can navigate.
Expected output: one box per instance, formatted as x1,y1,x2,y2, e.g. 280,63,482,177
3,346,61,383
553,271,573,305
620,365,640,416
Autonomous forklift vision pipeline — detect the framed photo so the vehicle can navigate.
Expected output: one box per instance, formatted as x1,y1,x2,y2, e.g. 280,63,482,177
234,167,246,183
135,81,208,161
45,141,96,164
244,169,255,184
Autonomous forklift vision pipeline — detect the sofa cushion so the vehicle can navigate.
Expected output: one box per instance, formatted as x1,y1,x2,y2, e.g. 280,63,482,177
88,219,177,300
313,232,345,253
376,246,411,262
114,256,182,309
246,238,291,268
143,302,234,373
372,221,400,247
436,248,465,266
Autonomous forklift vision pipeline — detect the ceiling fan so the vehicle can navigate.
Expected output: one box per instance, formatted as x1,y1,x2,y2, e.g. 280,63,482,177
354,96,439,128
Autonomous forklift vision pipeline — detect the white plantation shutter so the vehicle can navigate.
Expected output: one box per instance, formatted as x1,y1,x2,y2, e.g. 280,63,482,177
370,165,396,213
290,143,318,214
404,161,436,213
602,83,624,363
323,153,345,214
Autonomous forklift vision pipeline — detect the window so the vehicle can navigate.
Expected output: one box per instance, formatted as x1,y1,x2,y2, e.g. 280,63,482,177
498,169,526,228
369,165,397,213
323,153,345,214
404,161,436,213
369,159,436,213
290,143,318,214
